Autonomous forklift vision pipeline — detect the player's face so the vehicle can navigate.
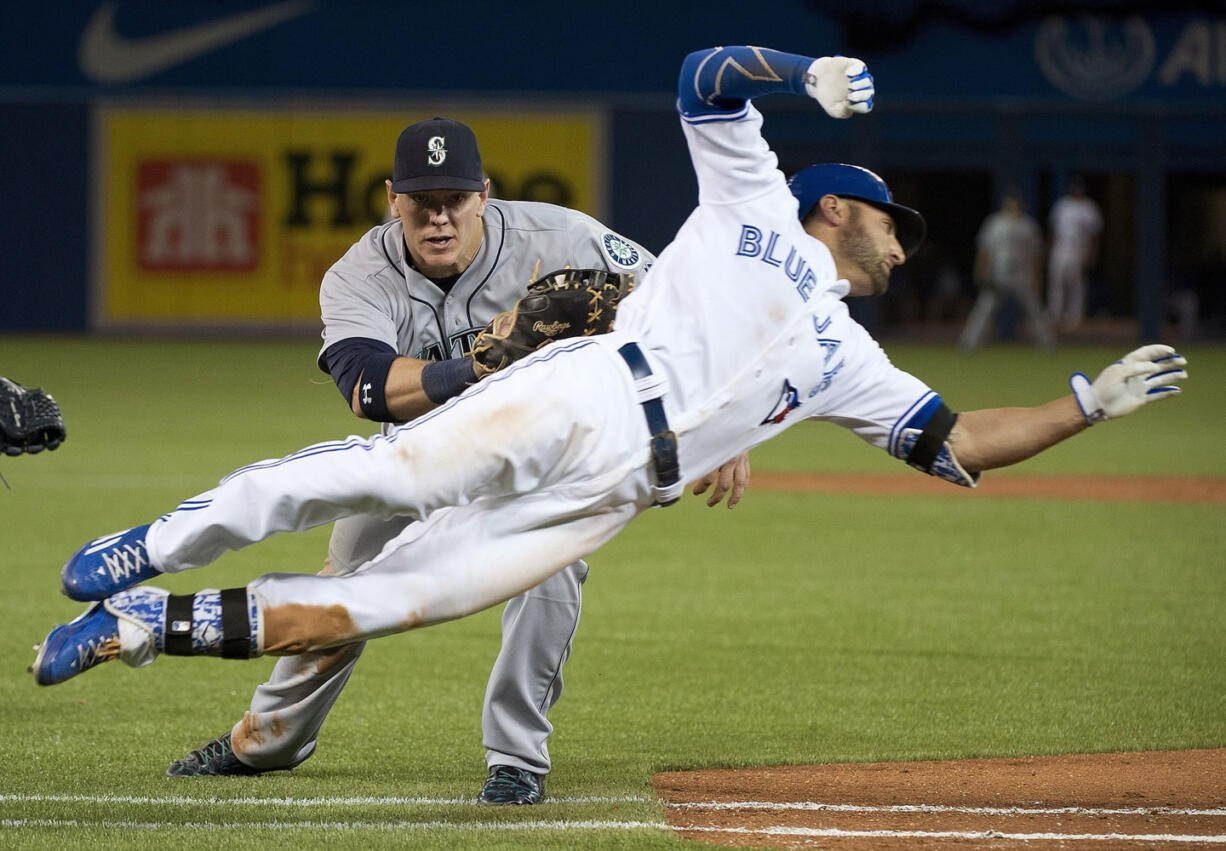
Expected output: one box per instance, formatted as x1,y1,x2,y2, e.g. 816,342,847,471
389,182,489,277
839,202,905,297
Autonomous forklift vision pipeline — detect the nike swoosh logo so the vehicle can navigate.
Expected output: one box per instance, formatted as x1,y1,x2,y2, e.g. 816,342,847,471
78,1,316,84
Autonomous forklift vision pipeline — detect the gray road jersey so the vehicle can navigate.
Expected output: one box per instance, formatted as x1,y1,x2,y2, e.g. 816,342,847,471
318,200,654,369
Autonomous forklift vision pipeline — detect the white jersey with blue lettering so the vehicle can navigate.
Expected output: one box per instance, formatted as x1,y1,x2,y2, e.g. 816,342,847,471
617,101,934,482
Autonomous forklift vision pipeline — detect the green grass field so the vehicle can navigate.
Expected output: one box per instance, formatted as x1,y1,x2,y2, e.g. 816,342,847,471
1,336,1223,848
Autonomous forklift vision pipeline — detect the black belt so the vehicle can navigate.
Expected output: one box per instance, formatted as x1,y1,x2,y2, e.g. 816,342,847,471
617,342,681,507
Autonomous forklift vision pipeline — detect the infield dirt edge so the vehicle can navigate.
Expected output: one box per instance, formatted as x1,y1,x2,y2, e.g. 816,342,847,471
656,748,1226,848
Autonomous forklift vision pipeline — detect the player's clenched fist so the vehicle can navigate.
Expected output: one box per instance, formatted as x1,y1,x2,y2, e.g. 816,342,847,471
1069,344,1188,424
805,56,874,118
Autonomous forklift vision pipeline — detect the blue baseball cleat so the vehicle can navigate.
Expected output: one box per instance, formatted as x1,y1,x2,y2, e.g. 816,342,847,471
29,603,121,686
61,524,158,601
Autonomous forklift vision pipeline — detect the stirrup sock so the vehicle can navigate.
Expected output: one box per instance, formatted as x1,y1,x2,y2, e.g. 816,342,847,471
106,587,260,658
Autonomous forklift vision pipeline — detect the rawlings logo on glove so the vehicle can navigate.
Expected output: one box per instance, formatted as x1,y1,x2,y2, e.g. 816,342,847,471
533,320,571,337
470,268,636,378
1,377,66,456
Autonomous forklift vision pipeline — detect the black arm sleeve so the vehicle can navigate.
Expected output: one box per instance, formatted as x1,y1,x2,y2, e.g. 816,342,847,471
321,337,398,406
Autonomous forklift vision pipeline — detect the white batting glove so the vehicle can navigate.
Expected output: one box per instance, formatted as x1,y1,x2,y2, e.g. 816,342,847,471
1069,344,1188,424
804,56,874,118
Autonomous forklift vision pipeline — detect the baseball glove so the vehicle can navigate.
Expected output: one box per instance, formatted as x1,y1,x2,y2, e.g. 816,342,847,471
1,378,66,456
470,268,637,377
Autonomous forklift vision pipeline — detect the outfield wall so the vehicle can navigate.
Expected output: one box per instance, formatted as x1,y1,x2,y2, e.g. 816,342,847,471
2,2,1223,335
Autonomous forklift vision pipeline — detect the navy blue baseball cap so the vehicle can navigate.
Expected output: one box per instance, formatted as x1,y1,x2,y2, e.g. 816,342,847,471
788,163,926,257
392,117,485,194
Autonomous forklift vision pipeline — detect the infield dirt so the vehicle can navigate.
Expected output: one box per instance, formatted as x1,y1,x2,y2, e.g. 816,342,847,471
658,473,1223,847
657,748,1226,848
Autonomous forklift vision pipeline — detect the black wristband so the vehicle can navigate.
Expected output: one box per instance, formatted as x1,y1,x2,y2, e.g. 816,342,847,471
906,403,957,473
421,357,478,405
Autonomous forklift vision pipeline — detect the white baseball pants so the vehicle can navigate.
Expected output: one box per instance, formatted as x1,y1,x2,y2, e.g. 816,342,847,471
145,339,651,664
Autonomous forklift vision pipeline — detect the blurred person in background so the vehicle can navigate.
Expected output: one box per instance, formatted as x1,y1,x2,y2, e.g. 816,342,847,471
960,188,1054,353
1046,175,1102,332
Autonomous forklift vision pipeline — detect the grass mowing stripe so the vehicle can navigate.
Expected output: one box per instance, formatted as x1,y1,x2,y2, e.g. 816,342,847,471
0,793,650,807
680,825,1226,843
1,818,667,832
671,801,1226,817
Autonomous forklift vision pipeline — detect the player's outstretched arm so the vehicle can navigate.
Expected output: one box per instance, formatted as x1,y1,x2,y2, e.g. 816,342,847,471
677,46,873,118
358,356,478,422
326,335,483,424
950,345,1187,473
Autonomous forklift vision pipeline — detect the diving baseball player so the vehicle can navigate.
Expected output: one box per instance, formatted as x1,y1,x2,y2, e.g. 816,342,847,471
162,117,662,804
37,46,1188,796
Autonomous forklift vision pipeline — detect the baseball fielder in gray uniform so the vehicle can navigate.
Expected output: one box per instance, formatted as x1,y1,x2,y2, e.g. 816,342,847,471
162,117,680,803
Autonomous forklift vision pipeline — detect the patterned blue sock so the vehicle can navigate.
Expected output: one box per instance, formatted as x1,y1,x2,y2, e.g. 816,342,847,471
106,587,259,657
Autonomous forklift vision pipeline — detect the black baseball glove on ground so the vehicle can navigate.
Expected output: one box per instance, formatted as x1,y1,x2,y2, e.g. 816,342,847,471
1,378,66,456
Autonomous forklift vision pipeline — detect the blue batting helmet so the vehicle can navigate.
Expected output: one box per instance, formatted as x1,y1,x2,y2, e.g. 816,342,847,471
788,163,926,257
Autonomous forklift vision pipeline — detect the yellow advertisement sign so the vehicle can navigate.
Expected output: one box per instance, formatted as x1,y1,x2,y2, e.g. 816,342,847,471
94,106,604,327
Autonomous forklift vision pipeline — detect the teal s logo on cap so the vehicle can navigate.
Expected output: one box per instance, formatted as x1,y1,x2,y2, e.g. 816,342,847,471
392,118,485,194
427,136,446,167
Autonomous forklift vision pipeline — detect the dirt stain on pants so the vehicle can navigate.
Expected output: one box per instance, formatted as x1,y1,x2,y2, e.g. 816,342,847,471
232,710,288,754
262,603,361,655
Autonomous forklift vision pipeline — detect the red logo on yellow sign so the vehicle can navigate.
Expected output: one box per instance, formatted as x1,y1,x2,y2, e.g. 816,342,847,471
136,160,261,272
